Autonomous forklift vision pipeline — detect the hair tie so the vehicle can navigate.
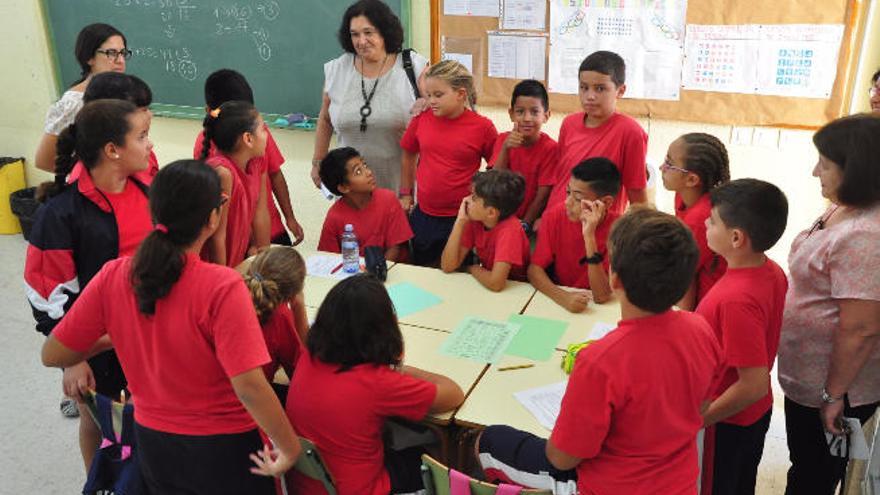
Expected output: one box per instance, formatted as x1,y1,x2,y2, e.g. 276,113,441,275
252,272,264,282
209,107,221,118
154,223,168,234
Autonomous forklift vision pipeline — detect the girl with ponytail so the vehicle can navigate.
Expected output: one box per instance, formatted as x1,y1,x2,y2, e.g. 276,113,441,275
25,98,153,473
200,100,271,267
41,160,301,494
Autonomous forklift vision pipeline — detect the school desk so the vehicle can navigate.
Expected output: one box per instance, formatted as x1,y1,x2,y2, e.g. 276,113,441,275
383,263,537,333
295,248,397,308
521,289,622,350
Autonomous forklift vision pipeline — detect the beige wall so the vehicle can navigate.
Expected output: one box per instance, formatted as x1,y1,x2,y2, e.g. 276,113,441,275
6,0,875,265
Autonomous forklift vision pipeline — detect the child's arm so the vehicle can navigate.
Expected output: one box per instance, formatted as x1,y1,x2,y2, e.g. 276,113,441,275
399,149,418,212
230,368,301,477
527,264,590,313
676,281,697,311
269,171,304,246
702,366,769,426
546,439,583,471
250,171,271,253
208,167,233,266
469,263,512,293
440,198,472,273
399,365,464,414
626,188,648,206
522,185,551,227
580,200,612,303
290,292,309,342
310,92,333,188
385,243,402,262
492,127,524,170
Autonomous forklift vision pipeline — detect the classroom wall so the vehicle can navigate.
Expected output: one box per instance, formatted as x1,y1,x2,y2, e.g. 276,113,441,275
6,0,874,266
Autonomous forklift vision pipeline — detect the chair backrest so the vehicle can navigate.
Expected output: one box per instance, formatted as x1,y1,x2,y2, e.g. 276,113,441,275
421,454,552,495
292,437,336,495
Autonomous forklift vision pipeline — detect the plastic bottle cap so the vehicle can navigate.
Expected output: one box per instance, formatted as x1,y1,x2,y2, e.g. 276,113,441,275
344,224,353,232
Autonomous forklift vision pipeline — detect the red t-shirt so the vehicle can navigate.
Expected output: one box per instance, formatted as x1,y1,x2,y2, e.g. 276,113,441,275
400,109,497,217
695,258,787,426
68,150,160,185
103,180,152,257
550,310,721,494
194,125,287,238
531,203,618,289
675,193,727,303
549,112,647,215
488,132,558,219
317,188,413,254
260,303,304,382
52,254,270,435
460,216,530,280
202,153,267,267
286,357,436,495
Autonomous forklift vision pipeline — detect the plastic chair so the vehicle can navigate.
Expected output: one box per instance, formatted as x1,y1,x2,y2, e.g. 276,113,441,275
289,437,336,495
81,391,144,495
420,454,551,495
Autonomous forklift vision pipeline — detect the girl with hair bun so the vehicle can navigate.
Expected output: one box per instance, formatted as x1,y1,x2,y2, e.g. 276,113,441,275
41,160,301,494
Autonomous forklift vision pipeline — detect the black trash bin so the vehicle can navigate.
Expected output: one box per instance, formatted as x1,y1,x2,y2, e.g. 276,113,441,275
10,187,39,241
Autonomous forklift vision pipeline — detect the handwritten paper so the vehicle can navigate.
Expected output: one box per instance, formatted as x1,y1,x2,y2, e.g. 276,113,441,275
501,0,546,31
305,254,363,280
505,314,568,361
443,52,474,74
386,282,442,318
445,0,500,17
440,317,520,364
588,322,617,341
513,381,567,430
488,33,546,80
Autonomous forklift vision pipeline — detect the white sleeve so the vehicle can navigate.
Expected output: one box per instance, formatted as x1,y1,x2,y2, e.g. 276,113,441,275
43,92,84,136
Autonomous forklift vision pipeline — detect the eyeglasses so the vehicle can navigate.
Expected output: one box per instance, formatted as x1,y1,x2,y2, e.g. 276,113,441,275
95,48,132,61
660,158,691,175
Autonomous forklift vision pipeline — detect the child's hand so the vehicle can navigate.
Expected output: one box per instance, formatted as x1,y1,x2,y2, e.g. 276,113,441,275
249,444,296,478
400,195,414,214
579,199,605,236
286,217,305,246
503,125,525,150
62,362,95,402
457,196,472,221
562,290,591,313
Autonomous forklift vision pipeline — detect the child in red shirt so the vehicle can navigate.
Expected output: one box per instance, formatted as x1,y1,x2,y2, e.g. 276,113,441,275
661,132,731,310
441,169,530,291
478,208,722,495
286,274,464,495
41,160,300,494
548,51,648,215
197,101,270,267
400,59,498,266
529,158,621,312
196,69,304,246
489,79,556,231
697,179,789,495
317,147,413,262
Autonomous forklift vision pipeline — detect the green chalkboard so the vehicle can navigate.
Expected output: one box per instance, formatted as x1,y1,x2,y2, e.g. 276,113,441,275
41,0,410,119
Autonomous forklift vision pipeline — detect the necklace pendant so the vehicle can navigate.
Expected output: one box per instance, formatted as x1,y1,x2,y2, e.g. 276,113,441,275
360,118,367,133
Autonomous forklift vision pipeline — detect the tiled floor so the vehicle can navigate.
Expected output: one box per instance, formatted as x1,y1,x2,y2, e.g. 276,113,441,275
0,233,794,493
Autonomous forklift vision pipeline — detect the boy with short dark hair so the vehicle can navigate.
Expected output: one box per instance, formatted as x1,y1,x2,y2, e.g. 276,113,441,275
317,147,412,262
528,158,621,311
478,207,722,494
696,178,789,495
489,79,557,232
440,169,529,292
548,51,648,216
194,68,304,246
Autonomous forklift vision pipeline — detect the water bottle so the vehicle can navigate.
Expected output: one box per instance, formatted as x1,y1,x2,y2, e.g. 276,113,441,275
341,224,360,274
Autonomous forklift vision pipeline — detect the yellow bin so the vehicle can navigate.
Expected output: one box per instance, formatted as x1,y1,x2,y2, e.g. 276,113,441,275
0,158,26,234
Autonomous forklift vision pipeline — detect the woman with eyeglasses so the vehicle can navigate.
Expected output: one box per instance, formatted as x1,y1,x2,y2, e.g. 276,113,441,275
777,114,880,494
35,23,130,173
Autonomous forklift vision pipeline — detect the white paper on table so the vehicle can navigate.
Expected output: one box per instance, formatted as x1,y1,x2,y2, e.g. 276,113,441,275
487,33,546,80
443,52,474,74
513,381,567,431
588,322,616,341
501,0,546,30
305,254,365,280
444,0,499,17
547,0,686,100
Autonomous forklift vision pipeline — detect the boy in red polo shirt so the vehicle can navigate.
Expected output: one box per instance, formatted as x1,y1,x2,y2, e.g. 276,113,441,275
529,158,621,312
489,79,557,232
317,147,412,262
478,208,722,494
547,51,648,216
440,169,529,292
697,179,788,495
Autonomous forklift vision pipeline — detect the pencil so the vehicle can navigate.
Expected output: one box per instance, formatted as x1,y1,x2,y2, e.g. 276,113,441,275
498,364,535,371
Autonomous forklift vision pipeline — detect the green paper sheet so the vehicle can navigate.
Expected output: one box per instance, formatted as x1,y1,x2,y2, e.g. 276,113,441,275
387,282,442,317
504,314,569,361
440,317,521,364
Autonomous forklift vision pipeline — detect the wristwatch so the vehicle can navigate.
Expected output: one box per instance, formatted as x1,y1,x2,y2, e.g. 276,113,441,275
821,388,841,404
581,252,604,265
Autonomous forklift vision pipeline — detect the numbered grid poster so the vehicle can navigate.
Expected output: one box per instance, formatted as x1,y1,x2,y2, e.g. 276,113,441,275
547,0,687,101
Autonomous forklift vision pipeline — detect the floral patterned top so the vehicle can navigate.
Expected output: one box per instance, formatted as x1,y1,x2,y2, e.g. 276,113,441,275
43,90,84,135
